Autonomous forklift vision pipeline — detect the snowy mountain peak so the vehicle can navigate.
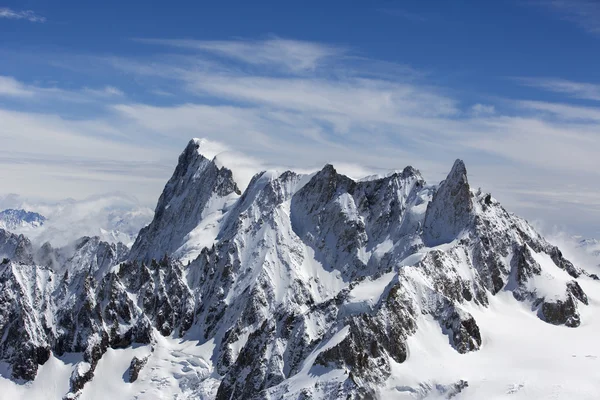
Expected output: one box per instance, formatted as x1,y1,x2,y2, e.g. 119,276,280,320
423,158,474,246
129,139,241,263
0,228,34,264
448,158,468,183
397,164,420,179
0,209,46,231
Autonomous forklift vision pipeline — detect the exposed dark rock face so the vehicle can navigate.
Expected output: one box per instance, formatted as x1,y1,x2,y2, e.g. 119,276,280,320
538,281,588,328
68,362,95,399
567,280,588,305
128,355,149,383
291,164,425,279
541,296,581,327
441,309,482,354
216,320,284,400
12,344,52,382
118,257,194,337
423,160,474,247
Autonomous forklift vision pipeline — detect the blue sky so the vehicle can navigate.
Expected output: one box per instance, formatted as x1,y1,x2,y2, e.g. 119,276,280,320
1,0,599,236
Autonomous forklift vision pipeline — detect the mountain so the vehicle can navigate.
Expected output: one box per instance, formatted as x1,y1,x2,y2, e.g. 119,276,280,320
0,138,599,399
0,228,34,264
0,235,129,385
0,209,46,231
129,139,241,263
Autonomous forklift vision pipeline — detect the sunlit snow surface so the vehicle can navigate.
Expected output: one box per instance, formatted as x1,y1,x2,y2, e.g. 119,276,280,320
383,279,600,399
0,332,219,400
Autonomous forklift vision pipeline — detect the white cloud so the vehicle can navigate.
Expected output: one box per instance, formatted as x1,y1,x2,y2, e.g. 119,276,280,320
0,8,45,23
136,37,345,73
0,108,173,203
82,86,125,97
519,100,600,121
0,193,154,247
457,115,600,175
182,74,459,122
470,103,496,116
0,75,126,103
518,77,600,102
0,76,34,97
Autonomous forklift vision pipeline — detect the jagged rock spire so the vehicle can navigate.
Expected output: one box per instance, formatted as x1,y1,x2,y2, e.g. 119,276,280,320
129,139,241,262
0,228,34,264
423,159,474,246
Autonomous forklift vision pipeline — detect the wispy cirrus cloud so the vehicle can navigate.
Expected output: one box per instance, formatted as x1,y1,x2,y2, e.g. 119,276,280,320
82,86,125,98
0,8,45,23
538,0,600,35
1,37,600,236
104,39,600,174
0,75,124,103
470,103,496,116
136,37,346,73
517,77,600,102
519,100,600,121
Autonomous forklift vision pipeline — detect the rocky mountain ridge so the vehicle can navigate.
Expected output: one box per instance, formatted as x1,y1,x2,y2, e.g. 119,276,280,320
0,138,598,399
0,209,46,231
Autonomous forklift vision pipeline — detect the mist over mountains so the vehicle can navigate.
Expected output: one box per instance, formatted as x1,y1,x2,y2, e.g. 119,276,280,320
0,193,153,247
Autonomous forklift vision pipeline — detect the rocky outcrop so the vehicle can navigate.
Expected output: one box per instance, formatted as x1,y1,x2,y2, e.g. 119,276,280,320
127,355,149,383
67,362,93,399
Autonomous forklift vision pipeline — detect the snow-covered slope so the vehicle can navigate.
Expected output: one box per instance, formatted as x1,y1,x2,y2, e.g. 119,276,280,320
1,139,599,399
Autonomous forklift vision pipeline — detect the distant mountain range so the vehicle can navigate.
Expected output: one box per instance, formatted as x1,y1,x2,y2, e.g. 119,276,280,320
0,194,153,247
577,237,600,262
0,209,46,231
